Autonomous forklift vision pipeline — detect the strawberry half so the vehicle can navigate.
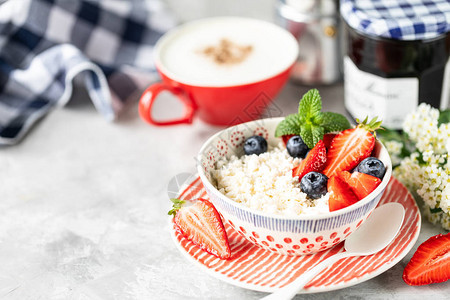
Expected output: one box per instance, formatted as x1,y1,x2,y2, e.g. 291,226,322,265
323,117,382,178
327,175,359,212
169,198,231,259
292,140,327,181
403,233,450,286
322,133,337,150
339,171,382,200
282,134,296,146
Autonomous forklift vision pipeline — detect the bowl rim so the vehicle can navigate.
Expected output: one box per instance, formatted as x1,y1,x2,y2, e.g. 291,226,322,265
197,117,392,221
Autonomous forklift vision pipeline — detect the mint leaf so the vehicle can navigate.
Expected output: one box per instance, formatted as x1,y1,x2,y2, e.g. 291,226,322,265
300,124,324,149
298,89,322,124
275,114,302,137
321,112,351,133
296,89,326,147
276,89,350,149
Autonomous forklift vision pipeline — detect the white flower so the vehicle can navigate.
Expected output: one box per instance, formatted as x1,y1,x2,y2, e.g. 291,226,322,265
441,185,450,214
389,103,450,230
385,141,402,156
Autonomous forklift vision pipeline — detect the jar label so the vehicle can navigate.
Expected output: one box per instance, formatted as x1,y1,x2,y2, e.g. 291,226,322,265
344,56,418,129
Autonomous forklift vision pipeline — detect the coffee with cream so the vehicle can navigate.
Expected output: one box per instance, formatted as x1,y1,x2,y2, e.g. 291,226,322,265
156,17,299,87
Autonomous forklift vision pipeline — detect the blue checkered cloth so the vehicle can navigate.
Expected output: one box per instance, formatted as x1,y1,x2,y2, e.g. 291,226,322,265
0,0,175,145
341,0,450,40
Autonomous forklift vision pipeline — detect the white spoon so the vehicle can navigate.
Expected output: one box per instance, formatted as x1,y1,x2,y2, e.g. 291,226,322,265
261,202,405,300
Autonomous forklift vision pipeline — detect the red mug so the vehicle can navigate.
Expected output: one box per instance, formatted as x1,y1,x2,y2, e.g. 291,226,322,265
139,17,299,126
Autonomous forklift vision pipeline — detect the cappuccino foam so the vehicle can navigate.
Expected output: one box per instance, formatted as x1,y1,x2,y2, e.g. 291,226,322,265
157,18,298,86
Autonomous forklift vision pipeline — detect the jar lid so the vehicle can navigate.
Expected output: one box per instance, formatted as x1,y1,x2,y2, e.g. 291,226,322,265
341,0,450,40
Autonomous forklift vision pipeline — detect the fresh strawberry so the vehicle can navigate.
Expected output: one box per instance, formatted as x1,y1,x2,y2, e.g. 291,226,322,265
403,233,450,286
282,134,296,146
339,171,382,200
292,140,327,180
323,133,337,150
323,117,382,178
169,198,231,259
327,175,359,212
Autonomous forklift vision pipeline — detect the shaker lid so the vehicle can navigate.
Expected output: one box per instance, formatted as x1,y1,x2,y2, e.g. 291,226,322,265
340,0,450,40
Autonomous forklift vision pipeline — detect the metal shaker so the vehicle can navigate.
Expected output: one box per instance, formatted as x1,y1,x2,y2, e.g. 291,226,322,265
276,0,341,85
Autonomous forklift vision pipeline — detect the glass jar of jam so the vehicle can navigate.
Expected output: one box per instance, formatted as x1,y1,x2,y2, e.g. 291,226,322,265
341,0,450,129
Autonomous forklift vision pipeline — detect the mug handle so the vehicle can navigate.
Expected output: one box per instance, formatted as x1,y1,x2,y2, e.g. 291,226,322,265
138,83,196,126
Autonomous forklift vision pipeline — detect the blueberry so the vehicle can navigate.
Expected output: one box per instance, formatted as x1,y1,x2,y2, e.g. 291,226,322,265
286,135,309,158
300,172,328,199
244,135,268,155
356,157,386,179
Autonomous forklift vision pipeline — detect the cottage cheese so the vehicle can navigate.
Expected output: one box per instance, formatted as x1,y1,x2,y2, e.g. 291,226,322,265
212,143,329,216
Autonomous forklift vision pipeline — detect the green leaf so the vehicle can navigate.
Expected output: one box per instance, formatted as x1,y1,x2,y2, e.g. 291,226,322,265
275,114,302,137
298,89,322,124
168,198,185,216
377,127,414,159
358,116,383,132
430,207,443,214
300,124,324,149
438,109,450,126
321,112,351,133
377,127,403,142
416,152,426,166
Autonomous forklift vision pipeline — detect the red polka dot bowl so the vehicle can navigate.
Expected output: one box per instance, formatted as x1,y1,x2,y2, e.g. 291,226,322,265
197,117,392,256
